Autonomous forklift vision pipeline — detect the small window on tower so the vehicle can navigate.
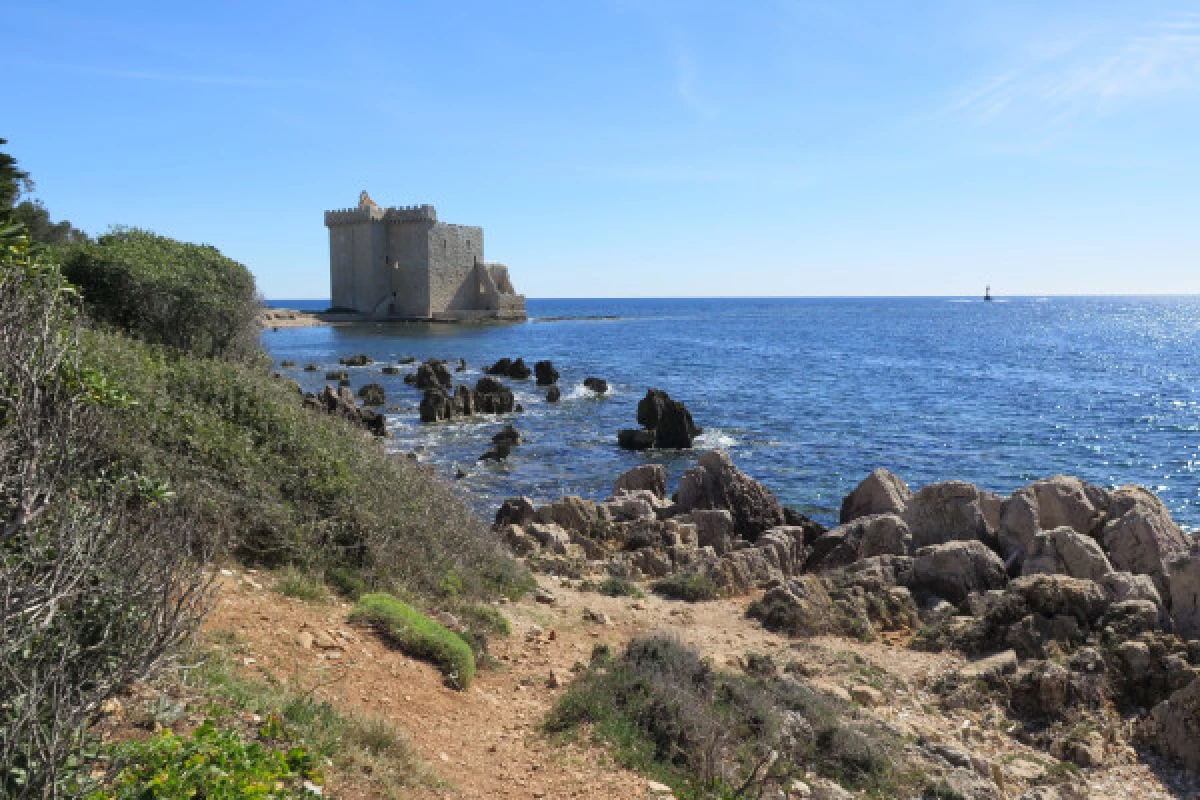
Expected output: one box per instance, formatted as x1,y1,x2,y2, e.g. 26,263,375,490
443,239,447,249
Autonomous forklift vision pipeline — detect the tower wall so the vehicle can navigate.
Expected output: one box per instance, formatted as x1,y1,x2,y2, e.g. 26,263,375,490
427,223,484,312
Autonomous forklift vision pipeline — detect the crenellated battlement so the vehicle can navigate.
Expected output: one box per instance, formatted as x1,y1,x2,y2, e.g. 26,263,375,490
325,203,437,227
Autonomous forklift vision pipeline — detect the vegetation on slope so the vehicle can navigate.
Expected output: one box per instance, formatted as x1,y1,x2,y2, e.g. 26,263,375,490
350,593,477,689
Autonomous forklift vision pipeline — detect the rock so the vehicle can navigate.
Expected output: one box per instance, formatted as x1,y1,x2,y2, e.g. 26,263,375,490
810,514,911,571
1146,676,1200,770
480,443,512,461
325,370,349,381
419,387,457,422
617,429,656,450
534,589,556,604
903,481,993,549
310,385,387,436
1102,486,1189,594
534,360,559,385
295,632,315,649
857,513,911,559
357,382,386,405
546,386,561,403
303,364,318,371
1100,570,1163,607
536,496,599,535
912,540,1007,604
583,377,608,394
840,467,911,523
1167,554,1200,639
381,365,402,375
998,477,1111,566
492,424,521,446
959,649,1018,679
339,353,372,366
676,451,785,540
527,523,572,554
456,358,466,371
1009,574,1109,626
474,378,516,414
414,359,452,390
850,685,885,706
547,668,565,688
1020,526,1113,581
646,780,673,795
684,509,736,554
582,608,610,625
485,357,531,380
613,464,668,499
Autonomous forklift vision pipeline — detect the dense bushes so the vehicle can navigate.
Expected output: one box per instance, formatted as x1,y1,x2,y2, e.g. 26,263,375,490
57,228,260,359
652,572,720,602
546,636,922,799
350,593,476,689
81,329,531,602
0,227,213,797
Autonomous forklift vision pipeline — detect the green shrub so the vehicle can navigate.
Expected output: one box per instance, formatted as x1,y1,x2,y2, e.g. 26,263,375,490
597,576,644,598
350,593,476,689
80,330,531,605
58,228,260,360
651,572,719,602
274,568,330,604
457,604,512,637
101,721,321,799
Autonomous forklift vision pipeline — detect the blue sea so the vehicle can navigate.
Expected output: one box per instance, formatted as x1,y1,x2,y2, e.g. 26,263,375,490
263,297,1200,530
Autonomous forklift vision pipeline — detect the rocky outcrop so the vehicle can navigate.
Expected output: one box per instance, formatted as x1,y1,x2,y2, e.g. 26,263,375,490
419,379,515,423
1167,554,1200,640
1020,526,1113,582
1144,676,1200,771
808,514,910,572
1101,486,1189,594
305,385,387,437
613,464,667,499
339,353,372,366
411,359,452,390
618,389,698,450
534,360,559,386
676,451,785,540
583,377,608,394
495,497,535,527
546,386,561,403
912,541,1007,604
485,357,532,380
903,481,994,549
357,383,386,406
840,468,911,524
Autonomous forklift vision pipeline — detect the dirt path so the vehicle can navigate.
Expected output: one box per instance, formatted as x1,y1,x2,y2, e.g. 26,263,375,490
207,570,1192,799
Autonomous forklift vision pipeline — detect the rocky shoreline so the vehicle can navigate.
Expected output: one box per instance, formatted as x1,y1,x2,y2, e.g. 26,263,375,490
492,453,1200,785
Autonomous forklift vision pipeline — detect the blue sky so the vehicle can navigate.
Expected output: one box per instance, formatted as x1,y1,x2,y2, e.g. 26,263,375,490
6,1,1200,297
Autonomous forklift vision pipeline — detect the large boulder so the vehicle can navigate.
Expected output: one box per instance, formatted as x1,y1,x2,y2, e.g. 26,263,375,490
414,359,452,390
903,481,993,549
1008,574,1109,626
676,451,785,540
619,389,698,450
495,497,536,527
583,377,608,394
1167,554,1200,640
839,468,911,524
419,388,456,422
683,509,736,554
1020,526,1113,582
474,378,516,413
912,540,1007,604
1145,677,1200,771
808,514,911,572
534,360,559,386
1101,486,1189,594
535,496,599,535
1100,570,1164,608
485,357,532,380
613,464,667,499
357,382,386,406
999,476,1111,564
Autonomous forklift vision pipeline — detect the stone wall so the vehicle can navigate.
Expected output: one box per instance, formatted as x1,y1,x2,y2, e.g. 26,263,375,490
427,223,483,313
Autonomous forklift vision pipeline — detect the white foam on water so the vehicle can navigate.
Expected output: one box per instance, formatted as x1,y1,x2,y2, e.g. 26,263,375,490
694,428,737,449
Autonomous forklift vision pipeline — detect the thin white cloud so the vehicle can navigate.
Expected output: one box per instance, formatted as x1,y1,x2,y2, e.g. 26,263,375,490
950,12,1200,124
668,38,716,116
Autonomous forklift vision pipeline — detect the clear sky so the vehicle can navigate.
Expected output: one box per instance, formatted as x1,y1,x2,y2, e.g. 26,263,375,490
6,1,1200,298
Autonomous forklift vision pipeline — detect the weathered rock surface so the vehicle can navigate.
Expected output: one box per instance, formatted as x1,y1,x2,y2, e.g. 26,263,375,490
413,359,453,390
676,451,785,540
840,468,911,524
1020,526,1113,582
305,385,387,436
912,540,1007,604
613,464,667,499
1167,554,1200,640
903,481,993,549
495,497,535,527
419,379,516,423
485,357,531,380
809,514,911,571
357,382,386,406
1101,486,1189,593
1145,675,1200,771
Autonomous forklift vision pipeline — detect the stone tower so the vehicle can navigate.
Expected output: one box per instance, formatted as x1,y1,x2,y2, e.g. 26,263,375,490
324,193,525,320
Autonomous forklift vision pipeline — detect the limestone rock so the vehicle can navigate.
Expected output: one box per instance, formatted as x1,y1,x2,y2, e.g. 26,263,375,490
912,540,1007,604
1009,574,1108,626
1020,526,1113,581
536,496,599,535
903,481,992,549
676,451,785,540
1102,486,1189,593
613,464,667,499
1167,554,1200,640
1145,674,1200,771
840,467,911,523
684,509,736,555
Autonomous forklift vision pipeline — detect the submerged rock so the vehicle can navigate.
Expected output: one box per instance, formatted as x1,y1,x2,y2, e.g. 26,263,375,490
583,377,608,394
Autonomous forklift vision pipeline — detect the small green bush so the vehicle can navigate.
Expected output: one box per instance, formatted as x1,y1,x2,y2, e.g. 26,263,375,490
597,576,644,598
457,604,512,637
274,568,330,604
651,572,719,602
350,593,476,689
101,720,321,799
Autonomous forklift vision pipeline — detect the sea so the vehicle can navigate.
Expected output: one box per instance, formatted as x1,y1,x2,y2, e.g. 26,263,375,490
263,297,1200,531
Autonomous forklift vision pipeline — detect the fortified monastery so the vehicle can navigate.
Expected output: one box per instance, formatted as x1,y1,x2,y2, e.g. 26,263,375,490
324,192,526,320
